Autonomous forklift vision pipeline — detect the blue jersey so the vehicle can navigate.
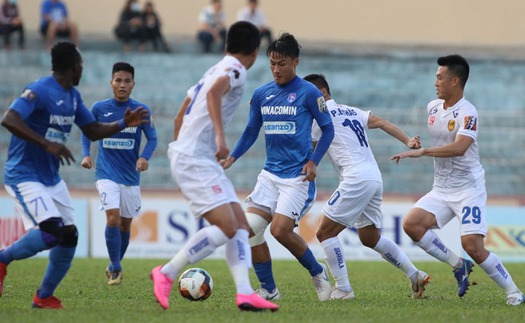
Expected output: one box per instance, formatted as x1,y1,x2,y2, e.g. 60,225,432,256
4,76,95,186
242,76,332,178
81,98,157,186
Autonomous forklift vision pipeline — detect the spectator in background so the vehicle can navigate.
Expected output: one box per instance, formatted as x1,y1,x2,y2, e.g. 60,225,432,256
236,0,272,46
142,1,171,53
40,0,78,50
114,0,146,52
197,0,227,53
0,0,24,49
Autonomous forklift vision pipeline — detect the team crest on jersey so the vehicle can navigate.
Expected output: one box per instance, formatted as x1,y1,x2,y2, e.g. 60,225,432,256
287,93,297,103
448,119,455,132
464,116,477,130
428,115,435,125
20,89,36,101
317,97,327,112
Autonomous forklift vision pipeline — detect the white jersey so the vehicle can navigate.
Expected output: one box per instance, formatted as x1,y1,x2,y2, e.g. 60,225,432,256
312,99,381,182
426,97,485,191
169,55,247,159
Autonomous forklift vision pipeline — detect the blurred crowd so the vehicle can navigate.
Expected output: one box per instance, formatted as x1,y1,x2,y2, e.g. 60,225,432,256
0,0,273,54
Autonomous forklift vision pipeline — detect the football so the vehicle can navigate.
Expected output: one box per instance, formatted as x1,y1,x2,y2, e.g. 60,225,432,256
178,267,214,301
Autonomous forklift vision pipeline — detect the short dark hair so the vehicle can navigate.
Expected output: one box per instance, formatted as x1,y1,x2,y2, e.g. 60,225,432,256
266,33,300,58
226,21,260,55
51,42,82,72
304,74,331,95
112,62,135,79
437,54,469,88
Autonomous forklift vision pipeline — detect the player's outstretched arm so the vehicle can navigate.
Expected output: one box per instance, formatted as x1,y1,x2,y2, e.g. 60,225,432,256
81,107,149,141
368,114,420,148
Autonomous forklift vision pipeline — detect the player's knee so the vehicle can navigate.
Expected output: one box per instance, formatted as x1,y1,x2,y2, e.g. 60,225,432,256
246,212,269,247
38,217,65,247
60,225,78,248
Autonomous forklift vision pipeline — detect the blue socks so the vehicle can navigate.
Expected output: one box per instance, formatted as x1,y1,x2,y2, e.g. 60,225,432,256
298,248,323,277
254,260,277,292
0,229,51,264
38,245,75,299
105,225,121,272
120,230,130,260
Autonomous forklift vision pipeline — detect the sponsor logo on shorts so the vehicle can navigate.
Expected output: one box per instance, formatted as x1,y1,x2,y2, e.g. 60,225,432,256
263,121,296,134
102,138,135,149
212,185,222,194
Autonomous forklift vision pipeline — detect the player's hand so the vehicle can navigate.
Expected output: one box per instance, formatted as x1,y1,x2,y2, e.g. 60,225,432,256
124,106,150,127
136,157,149,172
81,156,94,169
220,156,236,169
302,160,317,182
214,137,229,162
391,148,425,164
407,135,421,149
45,142,75,166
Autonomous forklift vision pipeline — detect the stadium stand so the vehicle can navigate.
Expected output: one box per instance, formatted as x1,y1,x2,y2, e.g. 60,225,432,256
0,34,524,196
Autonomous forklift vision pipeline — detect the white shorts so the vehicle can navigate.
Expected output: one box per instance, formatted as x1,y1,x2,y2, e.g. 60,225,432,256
4,180,75,230
414,187,487,236
322,179,383,229
95,179,141,218
169,152,239,218
245,170,316,221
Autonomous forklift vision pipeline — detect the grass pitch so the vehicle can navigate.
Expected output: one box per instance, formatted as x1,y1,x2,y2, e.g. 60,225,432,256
0,258,524,322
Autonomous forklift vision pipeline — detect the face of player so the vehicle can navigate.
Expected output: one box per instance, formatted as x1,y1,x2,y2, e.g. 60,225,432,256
434,66,456,101
269,52,299,86
72,59,83,86
111,70,135,102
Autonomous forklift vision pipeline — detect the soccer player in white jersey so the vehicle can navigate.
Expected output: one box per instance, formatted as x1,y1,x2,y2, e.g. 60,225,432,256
150,21,278,312
304,74,428,300
81,62,157,286
0,42,149,309
222,33,335,301
391,55,524,305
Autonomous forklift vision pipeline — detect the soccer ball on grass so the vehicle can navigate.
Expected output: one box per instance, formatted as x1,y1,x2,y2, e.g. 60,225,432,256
178,267,213,301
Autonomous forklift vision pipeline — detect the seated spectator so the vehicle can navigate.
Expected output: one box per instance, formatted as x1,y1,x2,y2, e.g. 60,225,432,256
236,0,272,45
142,1,171,53
197,0,227,53
114,0,146,52
40,0,78,50
0,0,24,49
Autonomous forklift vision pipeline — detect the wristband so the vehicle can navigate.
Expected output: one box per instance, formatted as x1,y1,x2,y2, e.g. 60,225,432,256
117,119,126,130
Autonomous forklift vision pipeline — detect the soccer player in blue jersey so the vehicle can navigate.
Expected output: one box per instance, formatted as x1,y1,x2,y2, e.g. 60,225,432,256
221,33,335,301
0,42,149,309
150,21,278,312
80,62,157,286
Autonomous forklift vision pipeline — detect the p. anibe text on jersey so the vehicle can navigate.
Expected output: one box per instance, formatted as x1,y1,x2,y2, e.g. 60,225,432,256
330,106,357,118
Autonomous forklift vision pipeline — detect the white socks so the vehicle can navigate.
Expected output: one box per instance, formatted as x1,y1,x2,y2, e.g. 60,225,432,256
321,237,351,292
373,235,418,280
416,230,461,268
479,252,520,295
225,229,253,295
161,225,228,280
